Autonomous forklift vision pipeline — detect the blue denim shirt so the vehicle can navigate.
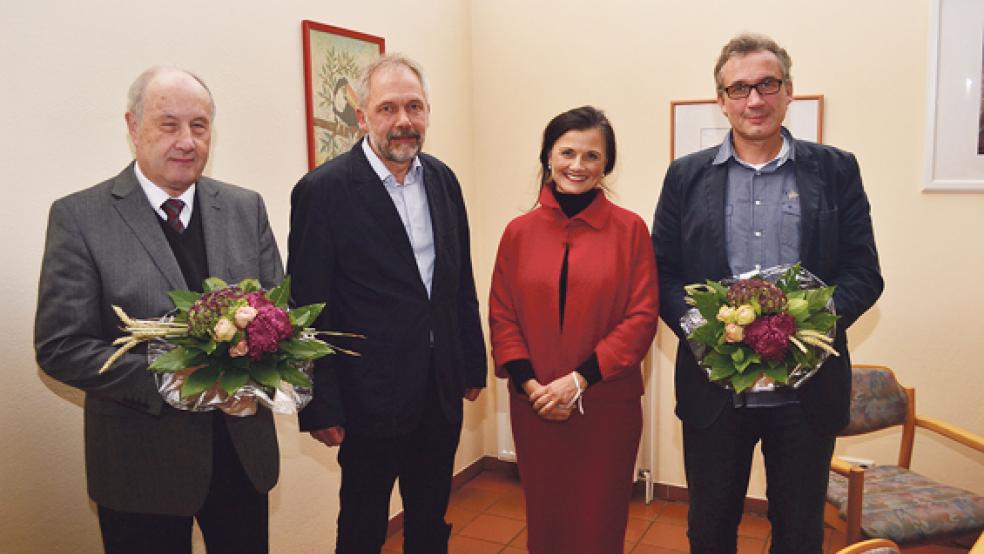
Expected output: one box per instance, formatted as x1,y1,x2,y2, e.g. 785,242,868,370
713,129,800,278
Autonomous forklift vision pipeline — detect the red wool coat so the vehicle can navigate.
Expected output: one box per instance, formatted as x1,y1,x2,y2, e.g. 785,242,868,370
490,186,660,401
489,186,660,553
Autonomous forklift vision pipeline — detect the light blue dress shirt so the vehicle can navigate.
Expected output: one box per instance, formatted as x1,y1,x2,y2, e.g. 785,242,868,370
362,137,435,298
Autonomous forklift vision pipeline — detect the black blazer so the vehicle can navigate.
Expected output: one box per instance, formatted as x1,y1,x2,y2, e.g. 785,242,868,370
288,140,487,438
652,137,883,435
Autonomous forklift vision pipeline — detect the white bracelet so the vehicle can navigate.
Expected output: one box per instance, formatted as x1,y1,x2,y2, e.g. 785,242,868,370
567,373,584,415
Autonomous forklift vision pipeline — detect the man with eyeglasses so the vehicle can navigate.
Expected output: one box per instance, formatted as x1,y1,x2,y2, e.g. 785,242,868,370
652,33,883,553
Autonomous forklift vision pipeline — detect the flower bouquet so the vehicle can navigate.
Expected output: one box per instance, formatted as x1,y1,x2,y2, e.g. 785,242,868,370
680,263,838,393
100,276,359,416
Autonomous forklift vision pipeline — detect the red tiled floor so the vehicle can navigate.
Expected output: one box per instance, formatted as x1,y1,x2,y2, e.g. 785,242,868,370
656,501,689,526
447,535,503,554
458,513,525,545
386,469,962,553
447,484,504,513
625,516,655,542
639,521,691,551
628,497,666,521
445,505,481,534
484,489,526,521
509,527,528,547
631,544,687,554
738,513,771,539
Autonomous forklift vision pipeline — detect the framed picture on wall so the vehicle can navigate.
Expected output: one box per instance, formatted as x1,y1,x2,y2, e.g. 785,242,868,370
923,0,984,192
302,20,384,169
670,95,824,160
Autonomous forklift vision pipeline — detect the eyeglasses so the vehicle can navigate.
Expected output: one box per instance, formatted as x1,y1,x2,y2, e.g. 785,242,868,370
719,78,784,100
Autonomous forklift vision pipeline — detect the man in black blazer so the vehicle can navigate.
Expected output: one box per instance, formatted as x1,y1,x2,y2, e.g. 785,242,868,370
288,54,486,554
35,67,282,553
652,34,883,553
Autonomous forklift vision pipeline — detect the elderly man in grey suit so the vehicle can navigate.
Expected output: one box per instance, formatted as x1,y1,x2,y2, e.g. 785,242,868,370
35,67,282,553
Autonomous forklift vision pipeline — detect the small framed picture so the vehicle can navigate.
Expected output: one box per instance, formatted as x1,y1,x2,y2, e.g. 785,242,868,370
923,0,984,191
670,96,824,160
302,20,384,169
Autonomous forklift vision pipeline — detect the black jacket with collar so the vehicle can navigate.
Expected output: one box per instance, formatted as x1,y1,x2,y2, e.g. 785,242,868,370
652,137,883,435
288,141,487,438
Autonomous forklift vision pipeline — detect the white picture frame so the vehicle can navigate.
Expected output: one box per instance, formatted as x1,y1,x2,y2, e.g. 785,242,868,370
670,96,823,160
923,0,984,192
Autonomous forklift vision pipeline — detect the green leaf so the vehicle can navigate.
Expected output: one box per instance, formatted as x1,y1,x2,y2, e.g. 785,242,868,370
733,349,761,374
787,298,810,322
279,338,334,360
688,321,722,347
202,277,229,292
249,363,282,389
690,290,723,322
709,363,735,382
237,278,262,293
200,339,218,355
289,303,325,329
219,369,250,396
763,365,790,385
149,347,198,372
776,263,802,293
801,312,838,332
706,280,728,301
168,290,200,312
280,365,314,388
731,369,762,393
804,286,836,311
266,276,291,308
181,365,221,398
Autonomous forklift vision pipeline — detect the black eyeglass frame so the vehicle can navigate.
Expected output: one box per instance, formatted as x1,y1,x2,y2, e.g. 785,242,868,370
719,78,786,100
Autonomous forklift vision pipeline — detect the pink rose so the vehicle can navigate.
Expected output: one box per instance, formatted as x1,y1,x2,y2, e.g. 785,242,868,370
724,322,744,343
228,339,249,358
212,318,237,342
234,306,258,329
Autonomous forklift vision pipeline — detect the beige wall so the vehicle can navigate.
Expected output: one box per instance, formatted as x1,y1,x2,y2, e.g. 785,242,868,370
0,1,482,552
3,0,983,552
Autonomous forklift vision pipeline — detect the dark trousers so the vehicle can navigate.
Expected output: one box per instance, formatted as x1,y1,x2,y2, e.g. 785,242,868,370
335,379,462,554
97,414,269,554
683,402,835,554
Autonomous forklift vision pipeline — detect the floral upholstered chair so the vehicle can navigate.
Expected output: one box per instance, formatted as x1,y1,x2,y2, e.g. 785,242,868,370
825,364,984,547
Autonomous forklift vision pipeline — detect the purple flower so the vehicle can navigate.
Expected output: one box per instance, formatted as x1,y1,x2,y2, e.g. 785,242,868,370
247,291,274,310
744,313,796,362
246,306,292,361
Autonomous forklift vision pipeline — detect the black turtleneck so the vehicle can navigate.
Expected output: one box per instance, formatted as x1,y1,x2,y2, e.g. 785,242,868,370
552,186,597,218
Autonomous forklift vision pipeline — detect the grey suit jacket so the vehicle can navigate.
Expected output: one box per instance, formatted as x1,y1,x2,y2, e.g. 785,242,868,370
35,163,283,515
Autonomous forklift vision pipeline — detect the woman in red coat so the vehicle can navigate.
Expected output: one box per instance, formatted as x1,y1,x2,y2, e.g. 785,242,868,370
489,106,660,553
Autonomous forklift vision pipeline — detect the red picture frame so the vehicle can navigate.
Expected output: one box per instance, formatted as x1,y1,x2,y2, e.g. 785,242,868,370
302,20,384,169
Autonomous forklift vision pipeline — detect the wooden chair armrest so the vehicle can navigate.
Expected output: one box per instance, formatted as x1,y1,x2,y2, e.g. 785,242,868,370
916,416,984,453
830,456,859,476
830,455,866,543
835,538,900,554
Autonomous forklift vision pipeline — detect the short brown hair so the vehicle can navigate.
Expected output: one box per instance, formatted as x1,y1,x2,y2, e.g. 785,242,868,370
714,33,792,93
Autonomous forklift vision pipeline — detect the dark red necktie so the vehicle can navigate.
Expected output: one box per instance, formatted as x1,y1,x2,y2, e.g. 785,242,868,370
161,199,186,233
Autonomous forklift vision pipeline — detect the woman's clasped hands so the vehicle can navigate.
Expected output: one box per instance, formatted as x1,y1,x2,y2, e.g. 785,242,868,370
522,372,586,422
